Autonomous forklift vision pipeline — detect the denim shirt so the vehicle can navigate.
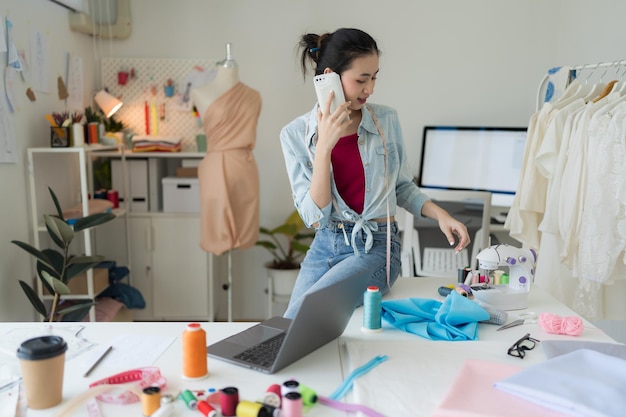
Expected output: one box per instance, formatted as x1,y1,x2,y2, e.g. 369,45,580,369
280,102,430,241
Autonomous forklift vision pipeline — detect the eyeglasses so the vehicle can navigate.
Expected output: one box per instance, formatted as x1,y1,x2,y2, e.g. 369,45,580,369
507,333,540,359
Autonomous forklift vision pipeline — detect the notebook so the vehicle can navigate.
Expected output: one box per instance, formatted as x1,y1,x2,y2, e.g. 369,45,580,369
207,274,369,374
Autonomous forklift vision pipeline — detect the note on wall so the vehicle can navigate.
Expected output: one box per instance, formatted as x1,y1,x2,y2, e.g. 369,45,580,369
66,54,84,112
29,28,50,93
0,94,17,164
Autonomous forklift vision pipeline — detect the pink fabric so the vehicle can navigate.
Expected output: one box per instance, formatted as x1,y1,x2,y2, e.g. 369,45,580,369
538,312,584,336
432,359,569,417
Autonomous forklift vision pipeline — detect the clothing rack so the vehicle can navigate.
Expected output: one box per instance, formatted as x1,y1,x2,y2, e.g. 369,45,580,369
536,59,626,110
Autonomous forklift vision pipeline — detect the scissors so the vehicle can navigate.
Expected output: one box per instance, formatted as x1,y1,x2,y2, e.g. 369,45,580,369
496,312,539,331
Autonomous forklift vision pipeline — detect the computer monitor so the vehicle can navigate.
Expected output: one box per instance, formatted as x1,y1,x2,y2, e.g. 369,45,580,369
417,126,528,209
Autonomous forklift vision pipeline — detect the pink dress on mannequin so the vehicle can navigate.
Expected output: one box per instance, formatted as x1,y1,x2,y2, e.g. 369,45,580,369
197,82,262,255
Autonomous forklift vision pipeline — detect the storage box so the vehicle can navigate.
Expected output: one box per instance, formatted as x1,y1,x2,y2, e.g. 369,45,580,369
162,177,200,213
176,167,198,178
44,268,109,295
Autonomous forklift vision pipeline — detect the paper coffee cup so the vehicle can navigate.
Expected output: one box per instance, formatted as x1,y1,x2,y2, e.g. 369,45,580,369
17,335,68,409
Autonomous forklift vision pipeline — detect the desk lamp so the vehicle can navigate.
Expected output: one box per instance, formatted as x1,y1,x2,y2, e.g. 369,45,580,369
95,90,123,118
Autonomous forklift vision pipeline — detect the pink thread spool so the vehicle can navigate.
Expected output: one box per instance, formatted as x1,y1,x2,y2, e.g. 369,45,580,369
282,392,303,417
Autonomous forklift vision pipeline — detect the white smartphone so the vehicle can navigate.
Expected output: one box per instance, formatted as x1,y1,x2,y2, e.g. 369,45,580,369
314,72,347,115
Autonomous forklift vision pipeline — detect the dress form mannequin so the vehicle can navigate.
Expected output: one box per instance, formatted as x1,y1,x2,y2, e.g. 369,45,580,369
196,43,262,257
191,64,240,117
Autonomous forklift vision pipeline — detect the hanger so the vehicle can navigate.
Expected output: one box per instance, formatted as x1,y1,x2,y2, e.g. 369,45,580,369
592,79,617,103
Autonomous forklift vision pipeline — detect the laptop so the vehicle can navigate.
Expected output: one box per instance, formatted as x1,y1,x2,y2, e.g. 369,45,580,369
207,274,368,374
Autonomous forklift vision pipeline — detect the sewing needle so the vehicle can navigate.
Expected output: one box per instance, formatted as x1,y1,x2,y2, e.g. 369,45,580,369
83,345,113,377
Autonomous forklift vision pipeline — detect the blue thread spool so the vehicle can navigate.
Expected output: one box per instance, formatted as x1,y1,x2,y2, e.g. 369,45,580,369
362,286,383,333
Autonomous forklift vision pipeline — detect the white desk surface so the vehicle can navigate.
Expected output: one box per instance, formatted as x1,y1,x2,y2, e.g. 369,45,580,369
1,277,619,417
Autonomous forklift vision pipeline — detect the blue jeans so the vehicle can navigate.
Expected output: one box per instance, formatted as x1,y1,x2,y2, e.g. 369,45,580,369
284,220,402,319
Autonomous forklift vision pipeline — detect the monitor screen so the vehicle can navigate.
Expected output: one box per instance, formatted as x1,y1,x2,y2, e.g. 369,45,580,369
417,126,528,208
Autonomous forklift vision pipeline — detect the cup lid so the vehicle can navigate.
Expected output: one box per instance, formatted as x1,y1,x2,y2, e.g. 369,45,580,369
17,336,68,360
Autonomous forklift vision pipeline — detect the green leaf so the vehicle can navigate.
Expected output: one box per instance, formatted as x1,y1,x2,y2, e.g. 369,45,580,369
36,262,58,293
58,301,94,321
18,281,48,317
73,212,115,232
271,224,298,237
48,187,64,219
11,241,56,269
291,241,310,254
41,270,71,295
256,241,277,250
44,215,75,246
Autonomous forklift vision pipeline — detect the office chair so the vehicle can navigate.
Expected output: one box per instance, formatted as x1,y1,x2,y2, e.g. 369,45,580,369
399,189,491,278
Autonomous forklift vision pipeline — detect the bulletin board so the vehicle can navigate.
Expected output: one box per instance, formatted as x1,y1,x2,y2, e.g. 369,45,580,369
101,57,218,150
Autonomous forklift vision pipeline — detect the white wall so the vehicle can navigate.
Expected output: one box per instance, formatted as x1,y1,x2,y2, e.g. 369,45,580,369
1,0,625,321
0,0,98,321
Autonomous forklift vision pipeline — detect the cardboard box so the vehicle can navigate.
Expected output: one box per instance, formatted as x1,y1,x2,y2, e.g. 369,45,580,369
162,177,200,213
44,268,109,296
176,167,198,178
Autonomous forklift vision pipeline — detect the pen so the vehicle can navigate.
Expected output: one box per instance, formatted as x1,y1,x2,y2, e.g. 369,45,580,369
83,345,113,377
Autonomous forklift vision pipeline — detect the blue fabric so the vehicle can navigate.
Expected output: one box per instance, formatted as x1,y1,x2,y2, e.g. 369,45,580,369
381,291,490,341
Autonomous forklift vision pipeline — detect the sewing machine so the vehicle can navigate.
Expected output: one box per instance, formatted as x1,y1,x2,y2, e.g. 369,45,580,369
471,244,537,310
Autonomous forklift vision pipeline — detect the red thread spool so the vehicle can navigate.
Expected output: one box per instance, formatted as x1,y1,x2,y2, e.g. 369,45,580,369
107,189,119,209
264,383,282,408
182,323,208,380
197,400,217,417
220,386,239,417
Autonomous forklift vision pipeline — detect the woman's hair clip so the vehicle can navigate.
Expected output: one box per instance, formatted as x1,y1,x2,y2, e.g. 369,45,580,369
310,47,320,53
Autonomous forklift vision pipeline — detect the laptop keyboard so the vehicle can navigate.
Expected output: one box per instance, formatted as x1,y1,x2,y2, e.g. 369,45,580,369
233,333,286,368
422,248,469,275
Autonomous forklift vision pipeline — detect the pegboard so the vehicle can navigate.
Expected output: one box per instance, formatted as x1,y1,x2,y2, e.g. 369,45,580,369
101,57,218,150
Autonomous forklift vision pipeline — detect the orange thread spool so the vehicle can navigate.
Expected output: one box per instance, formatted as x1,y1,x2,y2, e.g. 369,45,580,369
182,323,208,380
141,386,161,416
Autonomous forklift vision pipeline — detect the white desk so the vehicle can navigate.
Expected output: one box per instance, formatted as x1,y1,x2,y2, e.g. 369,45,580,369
341,277,618,416
0,277,619,417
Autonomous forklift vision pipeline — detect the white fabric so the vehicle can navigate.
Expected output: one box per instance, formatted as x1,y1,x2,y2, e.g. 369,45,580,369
517,80,626,321
495,349,626,417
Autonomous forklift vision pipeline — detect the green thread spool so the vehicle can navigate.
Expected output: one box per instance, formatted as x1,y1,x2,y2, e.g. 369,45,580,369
180,389,198,409
299,384,318,406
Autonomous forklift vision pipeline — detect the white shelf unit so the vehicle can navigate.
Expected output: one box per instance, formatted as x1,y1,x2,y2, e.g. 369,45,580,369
92,151,217,322
26,145,129,322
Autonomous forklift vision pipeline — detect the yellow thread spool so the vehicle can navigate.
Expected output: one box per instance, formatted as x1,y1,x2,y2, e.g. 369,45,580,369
235,400,265,417
182,323,208,380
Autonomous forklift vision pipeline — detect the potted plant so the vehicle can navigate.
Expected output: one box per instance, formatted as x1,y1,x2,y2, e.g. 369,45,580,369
256,210,315,298
11,187,115,322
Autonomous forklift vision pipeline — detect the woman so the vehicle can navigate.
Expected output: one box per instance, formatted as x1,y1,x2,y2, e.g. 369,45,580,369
280,28,470,319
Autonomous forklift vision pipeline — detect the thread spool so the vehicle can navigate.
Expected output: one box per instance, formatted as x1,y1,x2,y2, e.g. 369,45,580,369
141,387,161,416
298,384,318,406
220,386,239,417
88,122,99,144
182,323,208,380
281,380,299,397
264,383,282,408
282,392,303,417
493,270,504,285
361,286,383,333
180,389,198,410
236,400,271,417
107,189,119,209
197,400,218,417
151,403,174,417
